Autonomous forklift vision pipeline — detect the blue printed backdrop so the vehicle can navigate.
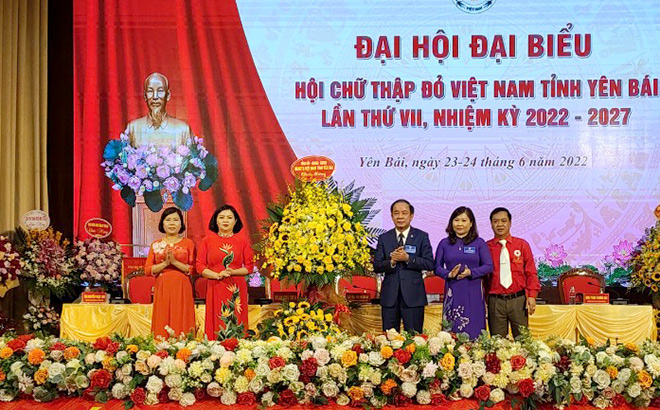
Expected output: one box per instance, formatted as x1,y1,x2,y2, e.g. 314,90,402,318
237,0,660,264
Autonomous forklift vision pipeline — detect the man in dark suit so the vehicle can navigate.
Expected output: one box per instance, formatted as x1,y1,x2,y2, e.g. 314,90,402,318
374,199,435,333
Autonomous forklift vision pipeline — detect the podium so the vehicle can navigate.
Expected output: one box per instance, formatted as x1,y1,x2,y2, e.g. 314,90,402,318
131,197,187,257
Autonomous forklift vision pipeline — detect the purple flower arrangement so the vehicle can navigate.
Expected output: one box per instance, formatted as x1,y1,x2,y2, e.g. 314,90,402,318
102,133,218,211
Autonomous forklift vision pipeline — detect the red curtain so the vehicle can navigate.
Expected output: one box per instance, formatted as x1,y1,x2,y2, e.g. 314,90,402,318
74,0,296,246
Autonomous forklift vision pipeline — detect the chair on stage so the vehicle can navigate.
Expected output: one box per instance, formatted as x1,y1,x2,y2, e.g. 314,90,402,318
266,278,302,303
557,268,605,304
121,257,154,304
338,276,378,303
424,273,445,303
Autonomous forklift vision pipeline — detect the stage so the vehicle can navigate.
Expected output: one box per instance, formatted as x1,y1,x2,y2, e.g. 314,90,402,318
60,302,657,343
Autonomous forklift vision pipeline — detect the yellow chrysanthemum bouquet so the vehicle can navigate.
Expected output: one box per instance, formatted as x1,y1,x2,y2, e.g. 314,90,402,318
630,221,660,294
258,180,381,289
257,300,341,340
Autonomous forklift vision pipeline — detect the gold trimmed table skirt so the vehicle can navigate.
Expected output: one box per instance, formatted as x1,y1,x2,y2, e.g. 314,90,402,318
60,303,656,344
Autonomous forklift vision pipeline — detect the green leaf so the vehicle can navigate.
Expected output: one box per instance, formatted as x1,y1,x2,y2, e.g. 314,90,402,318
124,400,135,410
95,391,109,403
103,140,124,161
199,153,218,191
173,190,193,211
120,186,136,207
266,206,284,223
144,190,164,212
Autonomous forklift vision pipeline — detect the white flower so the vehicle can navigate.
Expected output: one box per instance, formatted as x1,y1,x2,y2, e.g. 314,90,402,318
627,383,642,398
322,381,339,397
234,376,249,393
490,388,505,403
328,363,343,378
66,359,81,370
368,351,385,367
145,393,159,406
311,336,327,350
120,363,132,376
220,352,235,368
617,368,631,383
207,382,223,397
147,355,162,369
314,349,331,366
255,362,270,377
416,390,431,404
180,392,196,407
146,375,164,394
48,363,66,378
174,359,186,372
25,339,44,352
611,379,625,394
267,369,282,384
401,366,420,384
236,349,252,364
593,370,611,390
136,350,151,361
249,378,264,393
459,383,474,398
336,394,350,406
116,351,128,362
401,382,417,398
458,362,473,379
276,347,294,360
187,361,204,378
472,361,486,378
370,370,382,386
261,391,275,406
9,361,23,374
282,364,301,382
585,364,597,377
111,383,129,400
569,376,582,394
593,395,608,409
165,374,183,388
84,353,96,365
301,350,314,361
0,389,15,402
50,350,63,361
221,390,237,405
629,357,644,372
359,353,369,363
168,388,183,401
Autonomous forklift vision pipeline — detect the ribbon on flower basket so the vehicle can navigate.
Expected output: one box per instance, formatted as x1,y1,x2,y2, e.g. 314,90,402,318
333,303,351,325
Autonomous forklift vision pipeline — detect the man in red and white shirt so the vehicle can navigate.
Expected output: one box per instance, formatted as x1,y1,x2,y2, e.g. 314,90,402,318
486,207,541,338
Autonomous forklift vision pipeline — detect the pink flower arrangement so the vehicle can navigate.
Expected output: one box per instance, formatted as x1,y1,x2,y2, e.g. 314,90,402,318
73,238,123,289
21,228,74,297
0,236,21,287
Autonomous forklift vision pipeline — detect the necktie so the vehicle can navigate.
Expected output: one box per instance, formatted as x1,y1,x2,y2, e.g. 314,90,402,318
499,239,512,289
398,233,404,247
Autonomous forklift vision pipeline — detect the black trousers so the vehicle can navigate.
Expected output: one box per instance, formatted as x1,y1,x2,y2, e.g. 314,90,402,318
381,287,424,333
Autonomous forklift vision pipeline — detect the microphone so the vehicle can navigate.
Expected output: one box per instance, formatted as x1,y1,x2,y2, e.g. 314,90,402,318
585,281,603,292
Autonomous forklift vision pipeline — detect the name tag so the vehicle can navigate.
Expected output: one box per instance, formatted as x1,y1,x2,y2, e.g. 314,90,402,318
463,246,476,254
404,245,417,254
